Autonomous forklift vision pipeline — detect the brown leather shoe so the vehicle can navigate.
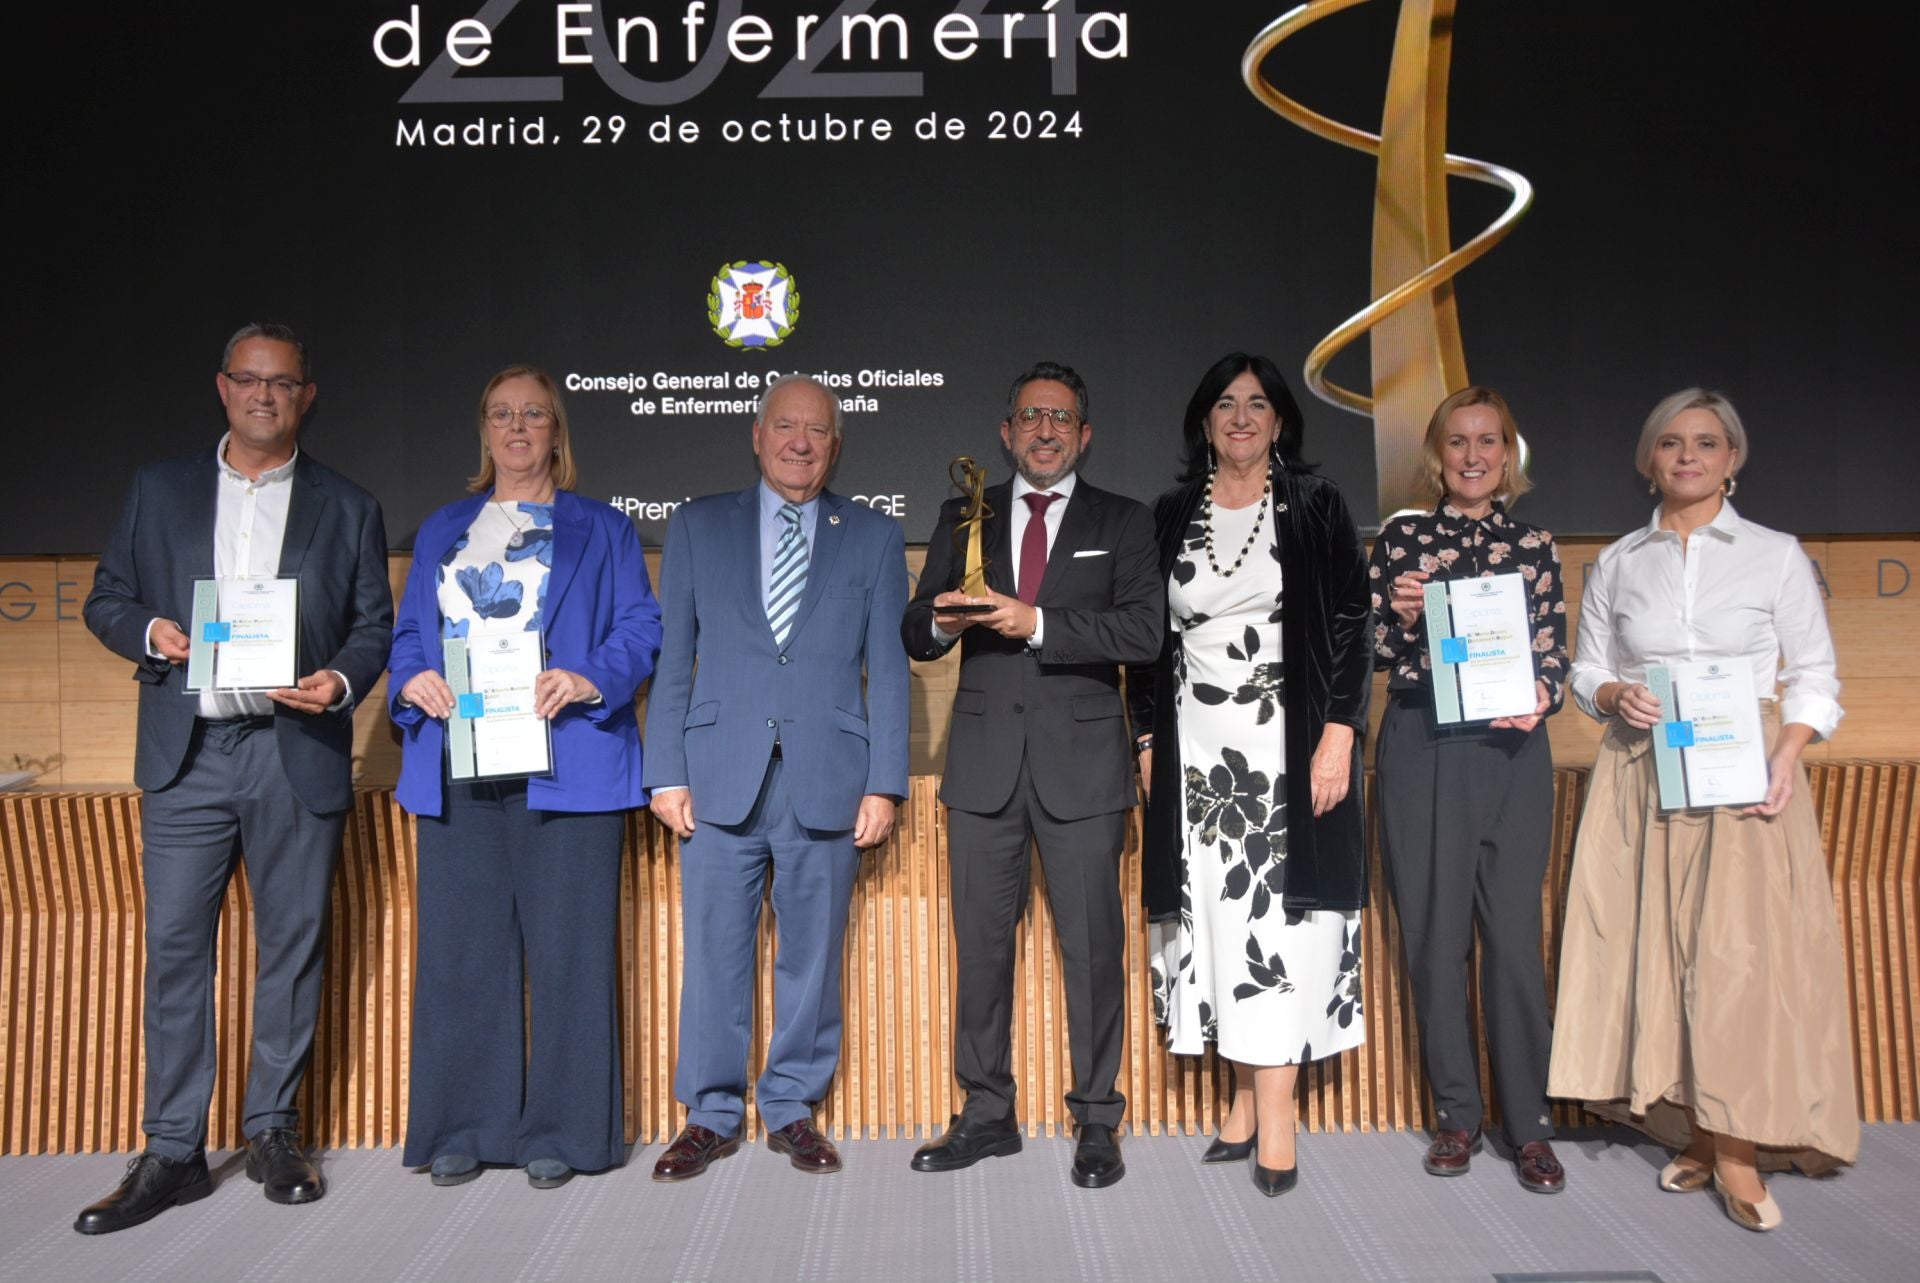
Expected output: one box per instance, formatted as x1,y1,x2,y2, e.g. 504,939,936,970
1514,1140,1565,1194
651,1124,739,1183
1423,1127,1482,1176
767,1118,842,1174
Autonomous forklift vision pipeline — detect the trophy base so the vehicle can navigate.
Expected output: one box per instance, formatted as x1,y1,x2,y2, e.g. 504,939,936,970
939,602,996,615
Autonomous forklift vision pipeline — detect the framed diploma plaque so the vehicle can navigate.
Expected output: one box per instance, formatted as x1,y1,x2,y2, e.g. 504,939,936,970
1422,572,1537,724
184,576,299,692
444,633,553,781
1647,660,1770,810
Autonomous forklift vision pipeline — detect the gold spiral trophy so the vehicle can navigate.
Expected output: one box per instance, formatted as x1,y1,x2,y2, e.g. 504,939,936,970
944,456,996,613
1243,0,1533,518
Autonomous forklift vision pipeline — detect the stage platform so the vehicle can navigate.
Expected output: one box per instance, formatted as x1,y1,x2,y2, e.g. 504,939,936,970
3,1126,1915,1282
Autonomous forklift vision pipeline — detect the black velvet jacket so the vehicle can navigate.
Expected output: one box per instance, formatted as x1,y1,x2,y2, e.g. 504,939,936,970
1126,465,1373,920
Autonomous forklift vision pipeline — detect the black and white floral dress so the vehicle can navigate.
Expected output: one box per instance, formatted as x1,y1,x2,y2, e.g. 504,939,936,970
1149,498,1365,1064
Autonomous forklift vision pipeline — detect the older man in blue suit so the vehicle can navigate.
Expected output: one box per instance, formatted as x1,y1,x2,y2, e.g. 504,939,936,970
645,373,908,1179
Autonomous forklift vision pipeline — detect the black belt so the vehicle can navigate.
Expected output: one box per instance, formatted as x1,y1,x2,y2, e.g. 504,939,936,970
197,714,275,730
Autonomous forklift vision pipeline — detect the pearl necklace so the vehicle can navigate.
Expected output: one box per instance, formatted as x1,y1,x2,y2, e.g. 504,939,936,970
1203,471,1271,578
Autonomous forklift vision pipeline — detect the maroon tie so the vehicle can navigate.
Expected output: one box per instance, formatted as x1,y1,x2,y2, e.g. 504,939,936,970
1018,491,1058,605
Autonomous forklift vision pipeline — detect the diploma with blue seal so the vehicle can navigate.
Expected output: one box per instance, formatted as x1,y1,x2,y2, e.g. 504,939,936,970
1647,659,1769,810
1422,572,1537,723
443,632,553,780
184,576,299,692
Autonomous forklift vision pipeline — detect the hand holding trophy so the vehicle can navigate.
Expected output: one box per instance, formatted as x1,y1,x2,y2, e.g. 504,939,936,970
938,456,996,617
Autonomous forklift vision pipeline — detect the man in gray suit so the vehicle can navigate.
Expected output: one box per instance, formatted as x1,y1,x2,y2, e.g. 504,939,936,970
75,324,392,1233
903,361,1162,1189
644,374,909,1180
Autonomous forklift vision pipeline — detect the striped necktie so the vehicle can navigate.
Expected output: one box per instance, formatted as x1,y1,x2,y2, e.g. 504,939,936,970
768,502,808,647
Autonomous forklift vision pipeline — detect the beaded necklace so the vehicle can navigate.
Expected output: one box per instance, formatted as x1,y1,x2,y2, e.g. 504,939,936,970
1202,470,1272,578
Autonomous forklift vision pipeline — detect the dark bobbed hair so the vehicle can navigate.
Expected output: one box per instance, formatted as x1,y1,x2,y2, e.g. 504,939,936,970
1176,352,1309,483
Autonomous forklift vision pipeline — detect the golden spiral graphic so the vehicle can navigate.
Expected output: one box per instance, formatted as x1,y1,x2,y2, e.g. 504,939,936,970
1243,0,1532,517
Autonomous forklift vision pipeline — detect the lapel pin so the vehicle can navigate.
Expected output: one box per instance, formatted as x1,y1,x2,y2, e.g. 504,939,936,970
828,514,841,525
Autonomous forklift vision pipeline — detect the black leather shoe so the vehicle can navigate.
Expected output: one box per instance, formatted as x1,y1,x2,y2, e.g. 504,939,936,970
1070,1123,1125,1189
73,1152,213,1234
246,1127,325,1205
911,1114,1023,1172
1253,1162,1299,1197
1202,1131,1256,1165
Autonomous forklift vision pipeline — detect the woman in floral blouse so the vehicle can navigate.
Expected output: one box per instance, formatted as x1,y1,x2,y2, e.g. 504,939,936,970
1366,386,1569,1195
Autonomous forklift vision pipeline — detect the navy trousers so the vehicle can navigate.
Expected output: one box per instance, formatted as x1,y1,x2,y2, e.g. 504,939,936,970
403,780,626,1171
139,717,344,1158
674,760,861,1136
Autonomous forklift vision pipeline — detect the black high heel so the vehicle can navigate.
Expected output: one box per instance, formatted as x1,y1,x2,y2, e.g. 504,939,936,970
1202,1132,1256,1164
1252,1161,1298,1197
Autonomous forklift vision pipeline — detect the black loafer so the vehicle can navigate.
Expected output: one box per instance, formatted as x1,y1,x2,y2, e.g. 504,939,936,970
73,1152,213,1235
1253,1162,1298,1197
911,1114,1023,1172
1070,1123,1125,1189
1202,1132,1256,1165
247,1127,325,1205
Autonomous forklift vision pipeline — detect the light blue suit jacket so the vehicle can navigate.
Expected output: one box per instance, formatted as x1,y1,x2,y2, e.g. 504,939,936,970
643,486,909,830
390,489,662,817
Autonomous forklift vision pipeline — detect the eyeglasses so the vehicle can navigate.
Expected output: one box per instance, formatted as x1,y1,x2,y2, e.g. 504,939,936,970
1012,406,1079,431
485,406,554,430
222,371,307,397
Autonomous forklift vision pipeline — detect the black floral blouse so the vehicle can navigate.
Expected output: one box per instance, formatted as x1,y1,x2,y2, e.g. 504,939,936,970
1366,501,1569,711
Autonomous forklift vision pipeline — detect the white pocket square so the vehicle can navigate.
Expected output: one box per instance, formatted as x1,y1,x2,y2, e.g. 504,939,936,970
1073,549,1109,558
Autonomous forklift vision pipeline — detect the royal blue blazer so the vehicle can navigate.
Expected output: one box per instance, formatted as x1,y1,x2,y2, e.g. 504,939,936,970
390,489,662,818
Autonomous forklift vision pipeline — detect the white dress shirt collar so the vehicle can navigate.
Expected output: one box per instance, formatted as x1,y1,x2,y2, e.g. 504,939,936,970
215,432,300,484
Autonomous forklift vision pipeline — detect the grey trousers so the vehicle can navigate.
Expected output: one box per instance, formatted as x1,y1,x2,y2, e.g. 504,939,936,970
1375,695,1556,1145
138,717,345,1158
948,758,1129,1129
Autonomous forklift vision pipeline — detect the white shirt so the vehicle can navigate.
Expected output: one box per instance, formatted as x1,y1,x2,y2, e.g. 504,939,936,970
932,470,1077,650
147,436,351,716
1569,501,1843,740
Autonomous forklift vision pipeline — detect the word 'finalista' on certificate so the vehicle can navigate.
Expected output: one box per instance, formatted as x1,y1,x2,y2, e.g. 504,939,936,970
1647,660,1770,810
1423,572,1537,724
184,576,299,693
444,633,553,781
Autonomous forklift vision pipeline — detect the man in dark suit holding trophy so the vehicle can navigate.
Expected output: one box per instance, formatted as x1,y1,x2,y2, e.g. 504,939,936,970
902,361,1163,1189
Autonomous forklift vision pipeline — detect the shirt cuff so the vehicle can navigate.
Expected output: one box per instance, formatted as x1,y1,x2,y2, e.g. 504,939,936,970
930,619,960,648
1780,691,1844,743
651,784,689,794
1027,608,1045,650
328,670,355,713
144,618,166,659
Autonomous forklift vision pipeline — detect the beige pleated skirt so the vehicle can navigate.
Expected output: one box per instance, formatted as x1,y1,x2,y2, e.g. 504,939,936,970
1546,713,1859,1172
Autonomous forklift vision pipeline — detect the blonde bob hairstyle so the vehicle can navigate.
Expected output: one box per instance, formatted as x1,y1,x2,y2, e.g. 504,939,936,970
1633,387,1748,479
467,365,578,494
1416,385,1532,506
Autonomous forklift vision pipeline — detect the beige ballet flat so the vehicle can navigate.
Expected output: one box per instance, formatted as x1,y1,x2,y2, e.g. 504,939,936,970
1657,1158,1712,1193
1713,1173,1783,1232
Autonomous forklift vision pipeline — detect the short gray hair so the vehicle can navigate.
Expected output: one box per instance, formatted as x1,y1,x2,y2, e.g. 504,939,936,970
757,373,843,437
1634,387,1748,477
222,322,311,382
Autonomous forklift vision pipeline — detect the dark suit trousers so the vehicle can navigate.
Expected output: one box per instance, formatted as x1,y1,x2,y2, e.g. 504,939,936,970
138,718,345,1159
1375,696,1556,1145
948,757,1128,1129
674,760,862,1137
403,781,626,1172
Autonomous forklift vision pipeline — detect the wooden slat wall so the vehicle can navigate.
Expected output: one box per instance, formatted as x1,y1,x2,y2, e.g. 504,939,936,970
3,766,1915,1154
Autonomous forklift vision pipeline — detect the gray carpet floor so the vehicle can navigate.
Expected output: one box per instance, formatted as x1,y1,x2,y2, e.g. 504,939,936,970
2,1126,1915,1283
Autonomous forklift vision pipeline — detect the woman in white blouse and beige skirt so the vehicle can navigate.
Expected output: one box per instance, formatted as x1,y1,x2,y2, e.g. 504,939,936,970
1548,388,1857,1233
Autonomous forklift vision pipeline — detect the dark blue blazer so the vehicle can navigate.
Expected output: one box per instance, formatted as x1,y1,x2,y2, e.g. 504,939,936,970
84,446,393,815
642,486,909,830
389,489,662,817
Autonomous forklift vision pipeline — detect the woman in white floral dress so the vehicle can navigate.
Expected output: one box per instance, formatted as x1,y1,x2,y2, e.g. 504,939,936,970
1130,354,1373,1197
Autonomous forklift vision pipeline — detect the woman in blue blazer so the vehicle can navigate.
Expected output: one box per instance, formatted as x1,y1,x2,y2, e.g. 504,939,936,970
389,365,661,1189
